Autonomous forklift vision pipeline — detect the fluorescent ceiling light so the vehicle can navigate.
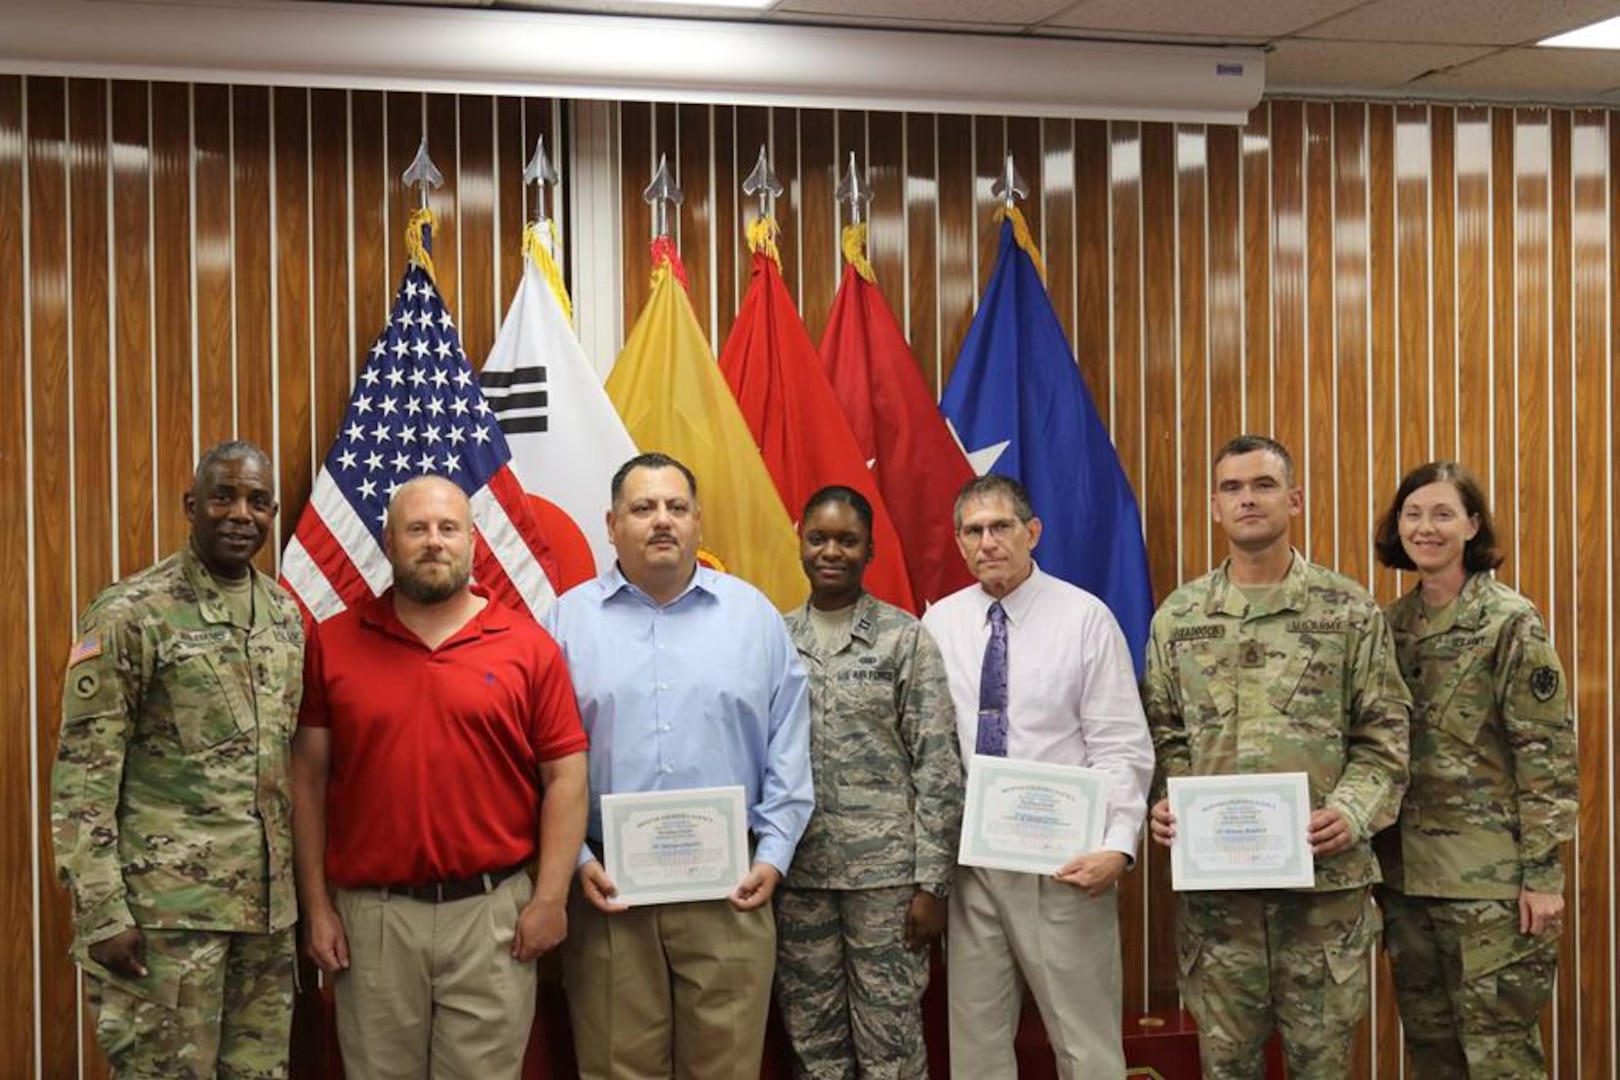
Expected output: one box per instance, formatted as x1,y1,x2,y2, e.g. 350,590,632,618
1539,15,1620,48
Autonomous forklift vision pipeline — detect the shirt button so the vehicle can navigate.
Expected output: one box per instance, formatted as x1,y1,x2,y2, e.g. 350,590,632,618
662,764,674,774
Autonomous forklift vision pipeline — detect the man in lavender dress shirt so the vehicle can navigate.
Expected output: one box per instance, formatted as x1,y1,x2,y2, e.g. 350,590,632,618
543,451,813,1080
922,474,1155,1079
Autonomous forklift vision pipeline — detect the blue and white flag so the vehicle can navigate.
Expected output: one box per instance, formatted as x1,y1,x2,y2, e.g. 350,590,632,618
940,209,1153,675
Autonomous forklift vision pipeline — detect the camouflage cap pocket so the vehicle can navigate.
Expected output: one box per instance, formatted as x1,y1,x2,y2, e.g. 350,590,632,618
1461,915,1555,981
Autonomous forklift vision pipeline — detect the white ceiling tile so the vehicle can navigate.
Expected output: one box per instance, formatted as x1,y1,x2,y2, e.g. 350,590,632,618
1044,0,1365,39
1264,37,1496,93
1411,45,1620,99
1301,0,1620,46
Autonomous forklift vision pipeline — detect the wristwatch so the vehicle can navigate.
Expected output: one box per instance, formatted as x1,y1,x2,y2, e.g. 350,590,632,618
920,881,951,900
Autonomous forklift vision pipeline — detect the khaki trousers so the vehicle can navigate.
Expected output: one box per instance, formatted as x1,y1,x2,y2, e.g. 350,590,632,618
947,866,1124,1080
331,870,537,1080
561,889,776,1080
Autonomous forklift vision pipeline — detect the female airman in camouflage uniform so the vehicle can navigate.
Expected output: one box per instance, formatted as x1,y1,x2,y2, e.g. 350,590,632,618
776,486,963,1080
1373,461,1577,1079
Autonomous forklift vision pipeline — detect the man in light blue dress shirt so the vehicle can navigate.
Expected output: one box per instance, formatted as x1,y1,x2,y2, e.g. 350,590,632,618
544,451,813,1080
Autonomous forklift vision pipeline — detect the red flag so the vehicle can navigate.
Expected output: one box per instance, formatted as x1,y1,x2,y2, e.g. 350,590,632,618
720,242,918,613
819,244,975,607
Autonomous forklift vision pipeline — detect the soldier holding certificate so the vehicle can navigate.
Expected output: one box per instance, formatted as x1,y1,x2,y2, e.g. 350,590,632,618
1143,434,1410,1080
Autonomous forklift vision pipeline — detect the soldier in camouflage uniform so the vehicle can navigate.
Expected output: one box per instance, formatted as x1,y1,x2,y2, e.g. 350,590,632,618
51,440,304,1079
1145,435,1410,1080
776,486,962,1080
1372,461,1576,1079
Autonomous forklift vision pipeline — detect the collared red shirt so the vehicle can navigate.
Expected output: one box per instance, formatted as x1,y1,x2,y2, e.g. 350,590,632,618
299,587,587,888
544,564,813,874
922,564,1154,857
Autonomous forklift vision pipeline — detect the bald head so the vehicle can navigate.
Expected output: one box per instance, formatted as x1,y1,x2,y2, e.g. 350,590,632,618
385,476,474,604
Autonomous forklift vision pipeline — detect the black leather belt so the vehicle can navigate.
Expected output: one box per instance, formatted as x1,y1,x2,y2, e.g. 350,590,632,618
380,863,528,904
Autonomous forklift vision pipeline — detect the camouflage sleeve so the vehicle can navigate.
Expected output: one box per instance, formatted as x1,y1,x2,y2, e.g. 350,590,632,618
1142,615,1186,803
900,622,965,888
50,613,145,949
1326,608,1411,842
1496,611,1577,894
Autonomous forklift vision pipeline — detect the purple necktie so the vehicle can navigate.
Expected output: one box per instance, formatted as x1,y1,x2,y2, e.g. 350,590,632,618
976,601,1009,757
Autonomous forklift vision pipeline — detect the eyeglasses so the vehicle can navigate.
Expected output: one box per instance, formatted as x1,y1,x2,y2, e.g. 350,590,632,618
957,519,1023,546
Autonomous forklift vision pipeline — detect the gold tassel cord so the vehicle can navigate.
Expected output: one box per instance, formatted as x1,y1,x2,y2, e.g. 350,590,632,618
995,204,1047,284
840,223,877,283
523,220,575,327
747,214,782,270
405,207,439,285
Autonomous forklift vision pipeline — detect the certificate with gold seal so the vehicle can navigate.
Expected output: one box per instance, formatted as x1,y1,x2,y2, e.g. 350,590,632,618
957,755,1110,875
601,786,749,906
1167,773,1315,891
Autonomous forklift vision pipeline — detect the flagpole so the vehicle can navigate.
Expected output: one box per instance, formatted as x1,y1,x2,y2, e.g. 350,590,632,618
643,153,682,242
402,135,443,213
836,151,871,228
742,144,782,223
991,152,1027,210
522,134,559,226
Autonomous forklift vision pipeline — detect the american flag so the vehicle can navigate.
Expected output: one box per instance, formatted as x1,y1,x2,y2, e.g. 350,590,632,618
282,244,558,624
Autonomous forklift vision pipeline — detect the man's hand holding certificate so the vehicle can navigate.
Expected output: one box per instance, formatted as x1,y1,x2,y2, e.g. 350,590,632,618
1160,773,1316,891
600,786,751,907
957,755,1111,878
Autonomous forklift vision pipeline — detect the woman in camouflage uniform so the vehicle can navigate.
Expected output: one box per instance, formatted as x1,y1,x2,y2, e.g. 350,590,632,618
775,485,963,1080
1373,461,1577,1079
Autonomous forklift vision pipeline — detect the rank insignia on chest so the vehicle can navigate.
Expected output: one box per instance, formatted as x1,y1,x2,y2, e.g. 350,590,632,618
1530,665,1560,702
1240,641,1265,668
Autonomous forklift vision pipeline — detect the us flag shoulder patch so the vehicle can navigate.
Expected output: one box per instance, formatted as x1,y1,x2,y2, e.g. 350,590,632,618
68,636,102,667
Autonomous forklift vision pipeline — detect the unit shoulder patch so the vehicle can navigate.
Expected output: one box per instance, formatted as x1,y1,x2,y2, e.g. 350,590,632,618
1529,666,1560,703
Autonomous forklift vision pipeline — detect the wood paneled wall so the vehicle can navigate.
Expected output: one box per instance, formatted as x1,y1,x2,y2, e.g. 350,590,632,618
612,100,1617,1079
0,76,562,1079
2,75,1615,1080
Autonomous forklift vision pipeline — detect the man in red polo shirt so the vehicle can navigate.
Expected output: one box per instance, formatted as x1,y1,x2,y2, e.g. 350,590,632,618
291,475,588,1079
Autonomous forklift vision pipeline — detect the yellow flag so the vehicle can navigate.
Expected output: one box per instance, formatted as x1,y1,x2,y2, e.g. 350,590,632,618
607,254,808,611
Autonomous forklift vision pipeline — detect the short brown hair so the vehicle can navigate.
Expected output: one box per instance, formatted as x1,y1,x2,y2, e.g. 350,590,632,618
1213,434,1295,486
1374,460,1503,573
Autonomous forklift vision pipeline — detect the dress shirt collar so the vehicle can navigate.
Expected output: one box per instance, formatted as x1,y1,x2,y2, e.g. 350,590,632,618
972,563,1047,628
601,561,719,609
1205,549,1310,619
